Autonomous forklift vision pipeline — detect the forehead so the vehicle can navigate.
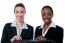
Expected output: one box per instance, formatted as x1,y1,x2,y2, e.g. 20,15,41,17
15,6,25,11
42,8,52,13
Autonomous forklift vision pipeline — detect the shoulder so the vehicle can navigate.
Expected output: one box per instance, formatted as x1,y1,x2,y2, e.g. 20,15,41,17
2,23,12,34
3,23,12,30
52,25,64,34
56,25,63,31
5,23,12,26
26,24,33,28
4,23,12,27
26,24,33,29
36,25,41,29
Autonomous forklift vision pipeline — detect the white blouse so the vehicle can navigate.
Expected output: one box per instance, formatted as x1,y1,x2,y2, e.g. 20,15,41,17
11,21,28,35
39,22,56,37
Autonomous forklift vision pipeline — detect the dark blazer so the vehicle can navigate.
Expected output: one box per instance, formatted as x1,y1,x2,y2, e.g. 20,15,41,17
1,23,33,43
35,25,63,43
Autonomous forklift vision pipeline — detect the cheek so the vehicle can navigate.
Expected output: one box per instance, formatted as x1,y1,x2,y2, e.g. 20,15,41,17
15,14,24,17
42,16,45,20
49,16,52,19
15,13,18,16
42,16,52,21
15,14,18,18
15,14,19,19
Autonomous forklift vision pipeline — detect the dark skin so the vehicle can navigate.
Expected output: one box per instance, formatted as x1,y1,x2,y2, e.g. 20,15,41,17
36,8,53,40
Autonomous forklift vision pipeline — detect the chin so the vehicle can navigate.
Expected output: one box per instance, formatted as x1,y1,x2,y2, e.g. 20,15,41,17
19,20,24,22
45,21,51,24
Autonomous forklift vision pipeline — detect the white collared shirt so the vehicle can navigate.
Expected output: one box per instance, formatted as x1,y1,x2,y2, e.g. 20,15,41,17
39,22,56,37
11,21,28,35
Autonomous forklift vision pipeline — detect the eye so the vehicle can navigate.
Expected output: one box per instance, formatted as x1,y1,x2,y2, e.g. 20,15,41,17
21,11,24,13
48,14,51,16
48,13,52,16
16,11,19,13
42,13,45,16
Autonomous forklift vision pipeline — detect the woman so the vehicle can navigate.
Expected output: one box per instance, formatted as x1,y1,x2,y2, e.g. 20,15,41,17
35,6,63,43
1,3,33,43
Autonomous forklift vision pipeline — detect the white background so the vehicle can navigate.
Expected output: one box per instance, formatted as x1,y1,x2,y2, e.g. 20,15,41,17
0,0,65,43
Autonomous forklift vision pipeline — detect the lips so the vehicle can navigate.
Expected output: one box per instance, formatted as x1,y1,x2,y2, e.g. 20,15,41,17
44,20,49,22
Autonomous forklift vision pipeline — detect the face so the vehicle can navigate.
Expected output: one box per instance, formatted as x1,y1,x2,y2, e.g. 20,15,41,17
41,8,53,24
14,6,26,22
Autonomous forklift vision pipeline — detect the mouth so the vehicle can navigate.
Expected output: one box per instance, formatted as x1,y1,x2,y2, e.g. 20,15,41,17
44,20,49,22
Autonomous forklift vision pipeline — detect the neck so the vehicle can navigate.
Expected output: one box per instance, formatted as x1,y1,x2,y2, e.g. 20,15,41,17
16,21,24,28
43,21,51,30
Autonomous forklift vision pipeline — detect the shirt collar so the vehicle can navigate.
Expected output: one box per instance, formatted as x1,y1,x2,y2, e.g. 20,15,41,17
40,22,56,29
11,21,28,29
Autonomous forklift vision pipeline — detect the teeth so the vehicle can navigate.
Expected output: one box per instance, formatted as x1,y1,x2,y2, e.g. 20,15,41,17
45,20,48,21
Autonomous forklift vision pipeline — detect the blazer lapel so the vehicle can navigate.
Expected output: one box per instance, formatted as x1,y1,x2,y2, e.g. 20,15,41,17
11,27,17,35
38,28,42,36
21,29,28,40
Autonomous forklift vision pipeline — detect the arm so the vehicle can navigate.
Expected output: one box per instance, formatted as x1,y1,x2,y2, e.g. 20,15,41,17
1,23,11,43
56,28,63,43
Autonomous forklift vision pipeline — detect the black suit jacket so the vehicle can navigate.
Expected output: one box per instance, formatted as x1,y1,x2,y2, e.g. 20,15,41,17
1,23,33,43
35,25,63,43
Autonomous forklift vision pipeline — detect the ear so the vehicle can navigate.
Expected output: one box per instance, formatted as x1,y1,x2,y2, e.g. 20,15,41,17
51,13,53,17
51,15,53,19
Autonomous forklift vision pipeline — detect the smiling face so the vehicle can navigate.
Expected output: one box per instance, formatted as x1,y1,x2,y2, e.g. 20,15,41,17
14,6,26,22
41,7,53,24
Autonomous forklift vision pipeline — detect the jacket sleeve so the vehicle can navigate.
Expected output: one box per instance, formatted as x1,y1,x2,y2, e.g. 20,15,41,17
1,23,11,43
56,27,64,43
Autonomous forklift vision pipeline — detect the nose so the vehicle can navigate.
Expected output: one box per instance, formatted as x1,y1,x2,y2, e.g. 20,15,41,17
44,14,49,19
18,12,23,17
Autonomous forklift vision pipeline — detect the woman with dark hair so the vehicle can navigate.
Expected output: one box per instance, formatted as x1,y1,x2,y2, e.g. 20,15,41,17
35,6,63,43
1,3,33,43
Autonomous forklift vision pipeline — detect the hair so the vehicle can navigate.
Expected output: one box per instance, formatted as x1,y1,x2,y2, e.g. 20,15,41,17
14,3,26,12
41,5,53,15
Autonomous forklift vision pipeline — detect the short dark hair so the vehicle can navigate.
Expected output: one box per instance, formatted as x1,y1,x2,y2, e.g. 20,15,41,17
14,3,26,12
41,5,53,15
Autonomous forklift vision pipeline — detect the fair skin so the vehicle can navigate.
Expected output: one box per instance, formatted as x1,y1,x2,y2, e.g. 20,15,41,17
11,6,26,42
36,8,53,40
15,7,26,27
